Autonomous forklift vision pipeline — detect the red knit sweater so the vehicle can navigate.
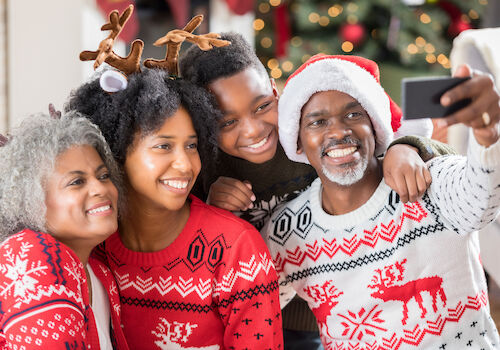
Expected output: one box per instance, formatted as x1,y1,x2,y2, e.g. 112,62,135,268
0,229,129,350
96,196,283,349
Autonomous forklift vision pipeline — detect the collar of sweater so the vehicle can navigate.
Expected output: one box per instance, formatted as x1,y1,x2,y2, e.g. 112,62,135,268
309,177,391,229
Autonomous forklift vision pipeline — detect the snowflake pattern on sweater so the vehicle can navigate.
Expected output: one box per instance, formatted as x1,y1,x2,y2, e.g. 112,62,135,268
0,229,129,350
95,196,283,350
262,134,500,350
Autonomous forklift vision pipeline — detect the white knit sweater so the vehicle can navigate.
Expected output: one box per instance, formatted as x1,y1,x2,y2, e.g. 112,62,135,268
262,133,500,350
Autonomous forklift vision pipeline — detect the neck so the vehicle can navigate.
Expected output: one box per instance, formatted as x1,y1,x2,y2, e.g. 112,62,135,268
119,194,191,252
321,158,382,215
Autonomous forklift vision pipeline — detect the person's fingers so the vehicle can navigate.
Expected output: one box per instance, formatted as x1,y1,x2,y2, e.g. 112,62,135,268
423,167,432,188
404,171,419,203
208,178,255,210
392,173,410,204
415,167,429,199
441,74,497,127
443,95,498,128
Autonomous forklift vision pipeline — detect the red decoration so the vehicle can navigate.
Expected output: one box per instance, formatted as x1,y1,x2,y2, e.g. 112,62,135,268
96,0,138,43
438,0,473,37
448,18,472,37
225,0,255,15
274,3,291,58
340,23,366,46
164,0,190,28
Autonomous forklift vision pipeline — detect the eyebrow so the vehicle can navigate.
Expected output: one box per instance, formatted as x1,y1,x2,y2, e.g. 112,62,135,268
154,135,198,139
303,101,362,119
66,164,107,176
222,94,273,116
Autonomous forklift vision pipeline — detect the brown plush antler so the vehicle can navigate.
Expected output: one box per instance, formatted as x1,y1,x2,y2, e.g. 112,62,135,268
143,15,230,76
48,103,62,119
0,133,8,147
80,5,143,76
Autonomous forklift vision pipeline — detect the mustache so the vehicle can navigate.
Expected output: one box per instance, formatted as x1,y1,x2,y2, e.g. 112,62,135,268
321,136,361,157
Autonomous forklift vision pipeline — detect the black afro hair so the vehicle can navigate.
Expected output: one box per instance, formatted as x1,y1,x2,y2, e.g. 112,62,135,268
65,68,220,169
180,32,268,86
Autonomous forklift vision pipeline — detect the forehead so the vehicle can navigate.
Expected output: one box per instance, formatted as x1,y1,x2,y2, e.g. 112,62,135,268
208,67,272,106
301,90,359,115
54,145,102,172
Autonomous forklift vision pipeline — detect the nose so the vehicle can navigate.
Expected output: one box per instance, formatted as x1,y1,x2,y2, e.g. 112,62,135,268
325,118,352,140
240,117,262,139
172,148,193,173
88,176,111,197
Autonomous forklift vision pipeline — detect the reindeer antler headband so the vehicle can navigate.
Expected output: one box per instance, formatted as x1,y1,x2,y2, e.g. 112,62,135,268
79,5,230,92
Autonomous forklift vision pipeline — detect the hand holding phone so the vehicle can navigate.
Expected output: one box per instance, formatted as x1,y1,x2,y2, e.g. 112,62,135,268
401,76,471,120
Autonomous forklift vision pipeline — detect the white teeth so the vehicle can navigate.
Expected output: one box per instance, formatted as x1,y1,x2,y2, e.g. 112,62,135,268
161,180,188,189
247,137,268,149
326,146,357,158
87,205,111,214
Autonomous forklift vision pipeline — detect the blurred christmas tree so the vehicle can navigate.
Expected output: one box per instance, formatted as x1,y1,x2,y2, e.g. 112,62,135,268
255,0,487,82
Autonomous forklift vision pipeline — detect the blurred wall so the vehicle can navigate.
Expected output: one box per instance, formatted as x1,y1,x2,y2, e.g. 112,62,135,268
5,0,123,130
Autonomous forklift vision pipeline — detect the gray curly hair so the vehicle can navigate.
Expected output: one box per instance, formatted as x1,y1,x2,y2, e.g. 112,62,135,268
0,111,121,241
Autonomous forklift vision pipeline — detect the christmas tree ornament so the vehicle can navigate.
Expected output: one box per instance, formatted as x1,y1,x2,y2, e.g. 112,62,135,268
225,0,255,15
340,23,366,46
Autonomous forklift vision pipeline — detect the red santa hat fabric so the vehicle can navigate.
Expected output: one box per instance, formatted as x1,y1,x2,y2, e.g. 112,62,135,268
278,54,433,164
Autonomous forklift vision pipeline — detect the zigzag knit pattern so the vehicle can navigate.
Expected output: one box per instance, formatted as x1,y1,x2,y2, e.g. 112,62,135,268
99,196,283,350
263,136,500,350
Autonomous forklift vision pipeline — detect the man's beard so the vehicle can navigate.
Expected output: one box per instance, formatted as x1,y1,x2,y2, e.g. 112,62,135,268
320,136,368,186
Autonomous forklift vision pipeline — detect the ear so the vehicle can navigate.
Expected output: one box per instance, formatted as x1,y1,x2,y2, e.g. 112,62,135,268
269,78,280,99
296,137,303,154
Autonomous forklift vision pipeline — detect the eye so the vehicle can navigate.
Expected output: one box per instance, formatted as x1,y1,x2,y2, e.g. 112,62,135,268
345,111,363,120
186,142,198,150
98,172,111,181
153,143,171,150
220,119,236,129
308,119,326,128
68,178,84,187
256,101,273,113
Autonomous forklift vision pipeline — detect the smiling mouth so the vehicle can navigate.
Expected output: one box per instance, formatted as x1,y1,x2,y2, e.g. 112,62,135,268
326,146,357,158
86,204,112,215
247,136,268,149
160,179,189,189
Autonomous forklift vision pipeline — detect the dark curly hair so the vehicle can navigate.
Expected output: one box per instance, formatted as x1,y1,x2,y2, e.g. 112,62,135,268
65,68,220,169
180,32,268,86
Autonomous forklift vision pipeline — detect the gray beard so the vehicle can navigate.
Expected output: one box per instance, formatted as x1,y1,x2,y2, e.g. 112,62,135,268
321,156,368,186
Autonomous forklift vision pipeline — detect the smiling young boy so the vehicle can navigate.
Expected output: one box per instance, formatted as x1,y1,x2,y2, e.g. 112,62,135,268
179,33,459,348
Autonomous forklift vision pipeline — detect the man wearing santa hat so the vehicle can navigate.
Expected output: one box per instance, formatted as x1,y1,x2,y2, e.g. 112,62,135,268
262,54,500,349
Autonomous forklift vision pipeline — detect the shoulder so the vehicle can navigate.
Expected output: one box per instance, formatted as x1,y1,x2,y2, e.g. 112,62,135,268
268,181,314,222
0,229,79,265
190,195,258,233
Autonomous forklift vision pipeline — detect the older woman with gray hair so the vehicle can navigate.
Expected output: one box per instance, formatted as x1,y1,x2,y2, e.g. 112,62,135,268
0,112,129,350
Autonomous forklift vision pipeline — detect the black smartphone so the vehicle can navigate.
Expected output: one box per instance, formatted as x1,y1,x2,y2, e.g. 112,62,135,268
401,76,471,119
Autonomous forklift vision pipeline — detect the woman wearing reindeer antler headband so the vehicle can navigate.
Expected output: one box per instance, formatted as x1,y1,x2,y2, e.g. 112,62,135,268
66,6,283,349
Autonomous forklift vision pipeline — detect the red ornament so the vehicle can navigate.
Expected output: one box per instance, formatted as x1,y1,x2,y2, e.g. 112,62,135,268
340,23,365,46
448,18,472,37
225,0,255,15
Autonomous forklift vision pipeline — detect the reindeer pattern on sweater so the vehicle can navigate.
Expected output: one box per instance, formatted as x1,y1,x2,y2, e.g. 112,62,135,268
263,134,500,350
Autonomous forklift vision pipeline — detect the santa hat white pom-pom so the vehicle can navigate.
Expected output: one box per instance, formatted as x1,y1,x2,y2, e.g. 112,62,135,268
99,70,128,93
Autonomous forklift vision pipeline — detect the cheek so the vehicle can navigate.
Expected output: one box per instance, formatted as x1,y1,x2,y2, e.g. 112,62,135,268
191,153,202,178
218,131,239,156
264,107,279,127
45,193,81,230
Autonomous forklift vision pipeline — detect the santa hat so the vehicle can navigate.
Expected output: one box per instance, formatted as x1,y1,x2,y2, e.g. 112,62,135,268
278,54,433,164
450,28,500,90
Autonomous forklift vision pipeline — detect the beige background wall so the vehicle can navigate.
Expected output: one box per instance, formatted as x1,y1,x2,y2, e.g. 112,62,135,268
4,0,121,131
